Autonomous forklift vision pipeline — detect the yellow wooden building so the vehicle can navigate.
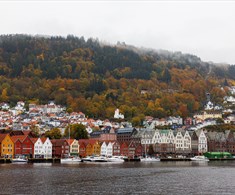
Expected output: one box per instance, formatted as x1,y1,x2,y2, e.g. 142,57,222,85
0,134,14,158
85,140,101,156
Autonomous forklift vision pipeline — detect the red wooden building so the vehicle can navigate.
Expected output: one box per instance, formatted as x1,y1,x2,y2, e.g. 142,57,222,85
120,142,129,157
113,141,121,156
51,139,69,158
11,135,34,158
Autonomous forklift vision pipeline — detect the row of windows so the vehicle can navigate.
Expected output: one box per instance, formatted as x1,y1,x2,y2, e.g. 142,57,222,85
2,144,12,147
2,149,12,152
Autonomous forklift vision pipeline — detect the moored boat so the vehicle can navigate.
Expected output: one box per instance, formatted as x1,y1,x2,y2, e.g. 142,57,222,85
190,156,209,161
107,156,125,162
11,156,28,163
61,156,81,163
81,156,108,162
91,156,108,162
141,156,160,162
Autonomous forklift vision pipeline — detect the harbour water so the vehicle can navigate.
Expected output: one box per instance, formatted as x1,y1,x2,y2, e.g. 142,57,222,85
1,161,235,194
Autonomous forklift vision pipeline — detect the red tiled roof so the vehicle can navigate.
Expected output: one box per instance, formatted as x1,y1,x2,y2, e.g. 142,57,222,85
40,137,48,143
78,139,97,145
30,138,38,144
11,135,28,143
66,139,75,145
0,134,7,142
22,130,31,135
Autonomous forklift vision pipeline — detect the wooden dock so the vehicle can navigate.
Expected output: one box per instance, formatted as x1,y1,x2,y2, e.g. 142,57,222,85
0,158,61,163
0,158,11,163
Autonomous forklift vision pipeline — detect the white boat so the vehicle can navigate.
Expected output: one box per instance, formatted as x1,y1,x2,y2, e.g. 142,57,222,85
107,156,125,162
91,156,108,162
81,156,108,162
11,157,28,163
61,156,81,163
81,156,92,162
141,156,160,162
190,156,209,161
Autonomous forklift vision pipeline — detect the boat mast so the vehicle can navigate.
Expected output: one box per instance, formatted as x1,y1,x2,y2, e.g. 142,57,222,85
68,118,70,157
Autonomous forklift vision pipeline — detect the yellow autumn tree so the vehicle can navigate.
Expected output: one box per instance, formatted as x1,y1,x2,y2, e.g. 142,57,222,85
1,88,9,102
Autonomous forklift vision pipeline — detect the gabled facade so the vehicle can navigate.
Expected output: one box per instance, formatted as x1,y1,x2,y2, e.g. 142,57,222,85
85,140,100,156
197,130,208,153
120,142,129,157
107,142,113,157
93,141,101,156
153,130,175,156
128,141,136,157
32,138,43,158
100,142,107,156
226,131,235,155
69,139,79,156
11,135,34,158
41,137,52,158
190,131,198,155
182,131,191,153
78,141,87,157
0,134,14,158
33,138,52,158
113,141,121,156
51,139,69,158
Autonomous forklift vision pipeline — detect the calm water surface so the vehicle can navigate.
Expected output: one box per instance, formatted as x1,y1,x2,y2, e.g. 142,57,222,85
1,161,235,195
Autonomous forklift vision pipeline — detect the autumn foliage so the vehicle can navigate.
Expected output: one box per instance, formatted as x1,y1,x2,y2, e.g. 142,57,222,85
0,34,234,120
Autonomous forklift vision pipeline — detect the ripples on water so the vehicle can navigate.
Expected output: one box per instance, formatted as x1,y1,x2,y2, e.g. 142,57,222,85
1,161,235,195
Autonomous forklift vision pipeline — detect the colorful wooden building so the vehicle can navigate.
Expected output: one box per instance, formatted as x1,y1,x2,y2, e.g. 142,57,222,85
0,134,14,158
11,135,34,158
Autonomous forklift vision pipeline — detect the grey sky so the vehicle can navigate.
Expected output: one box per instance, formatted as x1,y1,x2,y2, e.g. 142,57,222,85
1,1,235,64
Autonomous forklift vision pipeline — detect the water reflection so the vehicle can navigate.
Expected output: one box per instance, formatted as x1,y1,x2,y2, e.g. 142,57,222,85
0,161,235,194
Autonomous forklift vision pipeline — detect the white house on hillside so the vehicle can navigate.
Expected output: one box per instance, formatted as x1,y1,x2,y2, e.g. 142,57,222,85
114,109,124,119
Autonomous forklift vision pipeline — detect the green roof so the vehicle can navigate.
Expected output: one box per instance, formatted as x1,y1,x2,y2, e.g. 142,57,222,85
205,152,231,155
159,130,170,134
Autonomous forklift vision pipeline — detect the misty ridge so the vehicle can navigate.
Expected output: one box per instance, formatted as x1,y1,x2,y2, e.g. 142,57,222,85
0,34,234,79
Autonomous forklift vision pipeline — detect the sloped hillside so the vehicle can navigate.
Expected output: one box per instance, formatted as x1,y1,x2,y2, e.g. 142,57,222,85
0,34,234,122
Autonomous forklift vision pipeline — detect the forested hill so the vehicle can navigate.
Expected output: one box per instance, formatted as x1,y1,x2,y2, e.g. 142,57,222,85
0,34,234,122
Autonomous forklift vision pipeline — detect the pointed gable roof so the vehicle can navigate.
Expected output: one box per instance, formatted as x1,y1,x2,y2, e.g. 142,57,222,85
51,139,68,146
30,138,39,144
0,134,8,143
40,137,49,144
11,135,28,143
206,131,217,141
66,139,75,145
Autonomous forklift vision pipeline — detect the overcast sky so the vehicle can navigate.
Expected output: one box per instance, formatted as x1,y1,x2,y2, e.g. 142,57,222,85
1,1,235,64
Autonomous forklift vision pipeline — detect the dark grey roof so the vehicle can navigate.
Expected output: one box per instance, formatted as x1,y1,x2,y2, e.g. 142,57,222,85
116,128,134,134
90,131,102,137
